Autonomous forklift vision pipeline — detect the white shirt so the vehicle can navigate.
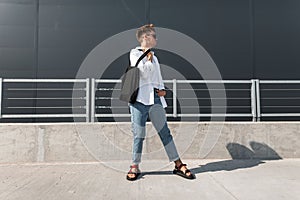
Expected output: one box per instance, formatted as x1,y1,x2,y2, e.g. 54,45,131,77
130,47,167,108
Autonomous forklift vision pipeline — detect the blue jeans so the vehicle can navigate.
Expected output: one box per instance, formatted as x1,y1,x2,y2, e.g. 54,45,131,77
129,92,180,165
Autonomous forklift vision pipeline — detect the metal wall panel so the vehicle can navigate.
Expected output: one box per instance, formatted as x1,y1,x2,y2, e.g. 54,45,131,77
38,0,146,78
149,0,253,79
0,0,35,78
254,0,300,79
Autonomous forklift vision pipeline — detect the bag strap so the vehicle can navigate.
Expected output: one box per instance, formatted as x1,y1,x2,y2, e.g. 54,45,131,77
134,48,151,67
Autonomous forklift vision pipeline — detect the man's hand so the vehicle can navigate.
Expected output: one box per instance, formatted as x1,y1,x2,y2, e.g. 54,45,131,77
147,52,153,62
156,89,166,97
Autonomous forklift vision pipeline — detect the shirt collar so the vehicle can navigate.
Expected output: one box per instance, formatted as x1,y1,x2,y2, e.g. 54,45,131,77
135,46,155,55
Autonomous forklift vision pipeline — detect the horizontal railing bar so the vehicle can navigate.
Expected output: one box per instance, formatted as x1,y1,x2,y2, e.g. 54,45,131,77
261,89,300,91
95,79,252,84
165,80,252,84
94,106,125,108
260,80,300,84
6,98,85,100
6,88,85,91
94,97,251,100
261,113,300,117
95,106,251,109
173,106,251,108
262,97,300,99
95,97,117,100
95,88,250,91
262,106,300,108
94,113,253,117
95,114,130,117
95,79,122,83
174,89,251,91
6,106,84,109
97,88,115,91
1,114,86,118
171,97,251,100
173,113,253,117
3,79,87,83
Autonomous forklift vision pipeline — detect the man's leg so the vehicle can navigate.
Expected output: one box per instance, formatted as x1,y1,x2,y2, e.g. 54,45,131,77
149,104,180,162
130,102,149,165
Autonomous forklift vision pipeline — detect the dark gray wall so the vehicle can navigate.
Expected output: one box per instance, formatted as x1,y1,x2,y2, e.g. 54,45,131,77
0,0,36,78
1,0,300,79
254,0,300,79
1,0,300,122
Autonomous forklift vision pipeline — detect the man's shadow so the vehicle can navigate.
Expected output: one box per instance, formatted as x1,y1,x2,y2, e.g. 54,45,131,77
139,141,282,179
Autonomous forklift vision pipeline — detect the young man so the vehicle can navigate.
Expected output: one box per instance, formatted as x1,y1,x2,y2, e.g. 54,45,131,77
126,24,195,181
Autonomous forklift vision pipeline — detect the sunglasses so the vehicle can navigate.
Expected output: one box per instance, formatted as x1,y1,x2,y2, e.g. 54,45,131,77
147,33,157,39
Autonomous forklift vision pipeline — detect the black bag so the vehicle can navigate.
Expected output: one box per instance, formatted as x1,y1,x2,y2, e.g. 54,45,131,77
119,49,151,103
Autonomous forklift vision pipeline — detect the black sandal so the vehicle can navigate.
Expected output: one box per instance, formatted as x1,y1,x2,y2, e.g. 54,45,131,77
126,165,141,181
173,163,195,180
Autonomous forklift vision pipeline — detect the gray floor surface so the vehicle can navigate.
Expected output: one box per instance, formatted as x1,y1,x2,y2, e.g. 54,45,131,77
0,159,299,200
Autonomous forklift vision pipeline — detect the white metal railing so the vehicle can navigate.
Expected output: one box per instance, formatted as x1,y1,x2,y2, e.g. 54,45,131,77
1,78,300,122
91,79,257,122
257,80,300,121
0,79,90,122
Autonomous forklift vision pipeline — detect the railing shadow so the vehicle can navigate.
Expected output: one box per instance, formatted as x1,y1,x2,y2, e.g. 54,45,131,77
139,141,282,179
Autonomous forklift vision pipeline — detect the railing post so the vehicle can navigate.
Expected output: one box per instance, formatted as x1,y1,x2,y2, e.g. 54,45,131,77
85,78,90,122
255,79,261,121
251,79,257,121
172,79,177,118
91,78,95,123
0,78,2,119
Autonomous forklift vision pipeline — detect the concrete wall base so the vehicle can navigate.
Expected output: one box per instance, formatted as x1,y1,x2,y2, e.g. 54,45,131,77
0,122,299,164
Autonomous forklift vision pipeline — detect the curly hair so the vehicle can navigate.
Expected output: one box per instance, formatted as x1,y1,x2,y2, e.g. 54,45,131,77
136,24,155,43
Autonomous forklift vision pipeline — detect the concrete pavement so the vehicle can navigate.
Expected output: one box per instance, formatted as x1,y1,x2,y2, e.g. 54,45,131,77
0,159,299,200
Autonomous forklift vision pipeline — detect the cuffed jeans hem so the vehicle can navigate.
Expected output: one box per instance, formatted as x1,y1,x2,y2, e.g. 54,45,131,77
132,155,142,165
169,156,180,163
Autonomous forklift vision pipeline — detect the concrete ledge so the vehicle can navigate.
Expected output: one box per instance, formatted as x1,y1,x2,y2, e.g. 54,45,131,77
0,122,299,163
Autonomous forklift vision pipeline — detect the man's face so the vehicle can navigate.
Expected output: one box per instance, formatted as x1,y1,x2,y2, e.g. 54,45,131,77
144,31,157,48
